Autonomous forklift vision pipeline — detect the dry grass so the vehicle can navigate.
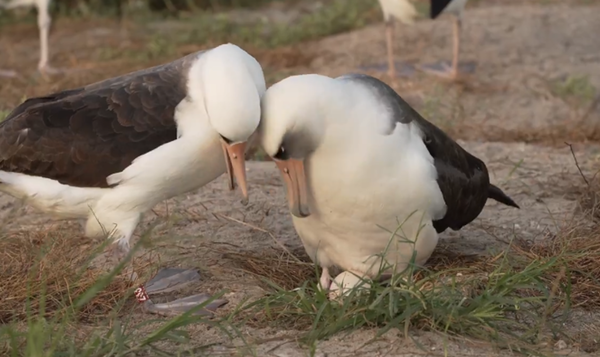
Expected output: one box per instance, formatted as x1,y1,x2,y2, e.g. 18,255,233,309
225,247,316,291
579,175,600,221
0,228,155,323
512,227,600,310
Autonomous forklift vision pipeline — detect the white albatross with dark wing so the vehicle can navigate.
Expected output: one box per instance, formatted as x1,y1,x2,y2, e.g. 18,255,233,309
258,73,519,298
0,42,264,253
0,42,265,314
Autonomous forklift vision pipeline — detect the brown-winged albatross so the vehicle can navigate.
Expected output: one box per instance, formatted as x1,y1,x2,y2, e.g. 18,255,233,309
0,43,265,254
258,73,519,299
0,0,57,77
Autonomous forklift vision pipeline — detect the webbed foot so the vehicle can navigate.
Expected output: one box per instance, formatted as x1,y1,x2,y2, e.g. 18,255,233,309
145,268,201,294
328,271,372,302
136,268,228,317
142,293,228,317
418,60,477,80
0,69,18,78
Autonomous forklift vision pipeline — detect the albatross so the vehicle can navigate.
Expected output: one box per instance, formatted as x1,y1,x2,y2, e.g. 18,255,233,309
258,73,519,298
0,43,265,254
0,0,58,77
376,0,469,80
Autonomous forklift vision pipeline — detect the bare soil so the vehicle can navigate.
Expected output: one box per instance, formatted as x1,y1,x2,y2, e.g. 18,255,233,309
1,1,600,356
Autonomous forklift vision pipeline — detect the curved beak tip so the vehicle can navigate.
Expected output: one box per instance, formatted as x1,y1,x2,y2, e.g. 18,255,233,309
222,140,250,203
240,197,249,206
291,205,311,218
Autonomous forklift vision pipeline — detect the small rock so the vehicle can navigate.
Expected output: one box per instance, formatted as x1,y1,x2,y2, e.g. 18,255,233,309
554,340,568,350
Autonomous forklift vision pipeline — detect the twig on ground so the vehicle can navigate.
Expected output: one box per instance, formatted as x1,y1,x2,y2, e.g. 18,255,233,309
565,142,589,186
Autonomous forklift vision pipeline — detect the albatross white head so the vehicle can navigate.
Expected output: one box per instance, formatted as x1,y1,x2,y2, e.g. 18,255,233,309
259,74,341,217
188,43,266,201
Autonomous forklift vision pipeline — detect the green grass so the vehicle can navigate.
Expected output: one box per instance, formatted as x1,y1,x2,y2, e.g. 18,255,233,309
233,234,578,354
160,0,379,49
92,0,380,63
0,109,9,122
0,0,290,22
551,75,597,107
1,301,231,357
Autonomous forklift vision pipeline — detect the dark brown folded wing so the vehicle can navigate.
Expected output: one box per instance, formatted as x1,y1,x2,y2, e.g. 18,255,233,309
0,51,202,188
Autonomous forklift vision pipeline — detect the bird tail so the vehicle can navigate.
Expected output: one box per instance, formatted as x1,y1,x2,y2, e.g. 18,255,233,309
488,184,520,209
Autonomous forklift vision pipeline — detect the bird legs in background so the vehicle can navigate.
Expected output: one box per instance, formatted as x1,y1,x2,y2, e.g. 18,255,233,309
35,5,73,79
0,69,18,78
385,19,397,79
0,1,72,79
420,15,462,80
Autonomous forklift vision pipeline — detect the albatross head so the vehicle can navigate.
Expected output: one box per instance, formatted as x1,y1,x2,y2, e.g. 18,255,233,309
259,74,337,218
189,43,266,202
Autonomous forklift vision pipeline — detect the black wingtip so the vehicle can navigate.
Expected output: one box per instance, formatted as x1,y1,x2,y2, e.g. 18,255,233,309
430,0,454,19
488,184,520,209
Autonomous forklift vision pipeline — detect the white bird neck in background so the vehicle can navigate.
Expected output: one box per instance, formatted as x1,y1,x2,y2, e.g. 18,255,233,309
291,82,446,276
377,0,418,24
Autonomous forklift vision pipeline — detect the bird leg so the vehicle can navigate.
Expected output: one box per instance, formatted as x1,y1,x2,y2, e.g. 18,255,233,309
318,267,332,292
328,270,372,302
420,15,463,80
36,4,79,79
451,15,461,79
36,2,56,78
385,20,397,79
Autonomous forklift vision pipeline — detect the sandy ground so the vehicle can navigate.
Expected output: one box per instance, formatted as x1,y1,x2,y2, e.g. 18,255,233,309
1,1,600,356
